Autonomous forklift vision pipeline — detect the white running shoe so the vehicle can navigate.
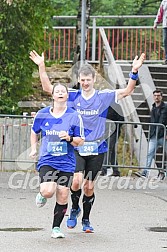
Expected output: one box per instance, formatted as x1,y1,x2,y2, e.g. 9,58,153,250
35,192,47,208
51,227,65,239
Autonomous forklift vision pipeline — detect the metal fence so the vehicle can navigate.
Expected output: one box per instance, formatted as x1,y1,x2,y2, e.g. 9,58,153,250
103,120,167,174
0,115,166,175
0,115,35,171
44,15,164,62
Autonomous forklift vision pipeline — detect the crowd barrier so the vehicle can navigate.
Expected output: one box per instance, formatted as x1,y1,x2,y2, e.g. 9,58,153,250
0,115,166,174
103,120,166,175
0,115,35,171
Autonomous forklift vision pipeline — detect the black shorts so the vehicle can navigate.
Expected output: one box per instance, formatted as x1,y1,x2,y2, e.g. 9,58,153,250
39,166,73,187
74,150,104,181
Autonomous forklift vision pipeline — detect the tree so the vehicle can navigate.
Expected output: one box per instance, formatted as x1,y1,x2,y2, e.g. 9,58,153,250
0,0,55,114
91,0,160,26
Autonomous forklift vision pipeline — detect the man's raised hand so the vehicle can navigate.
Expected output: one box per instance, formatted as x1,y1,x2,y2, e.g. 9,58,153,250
132,53,145,72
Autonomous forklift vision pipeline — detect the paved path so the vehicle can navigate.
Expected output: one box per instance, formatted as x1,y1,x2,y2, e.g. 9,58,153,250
1,171,167,252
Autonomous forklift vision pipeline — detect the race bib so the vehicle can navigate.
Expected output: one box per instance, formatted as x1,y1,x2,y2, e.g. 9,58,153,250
47,142,67,156
78,142,98,156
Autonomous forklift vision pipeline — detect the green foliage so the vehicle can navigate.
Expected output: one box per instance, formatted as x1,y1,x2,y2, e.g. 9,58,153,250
52,0,78,14
51,0,79,26
90,0,161,26
91,0,161,16
0,0,55,114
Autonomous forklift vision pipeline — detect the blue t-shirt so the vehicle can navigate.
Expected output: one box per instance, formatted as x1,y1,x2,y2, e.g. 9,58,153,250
32,106,84,172
68,89,117,153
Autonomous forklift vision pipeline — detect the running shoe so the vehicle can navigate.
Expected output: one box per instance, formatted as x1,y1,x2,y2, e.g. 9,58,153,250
134,171,148,178
82,219,94,233
67,207,81,228
158,171,166,181
51,227,65,239
111,170,120,177
35,192,47,208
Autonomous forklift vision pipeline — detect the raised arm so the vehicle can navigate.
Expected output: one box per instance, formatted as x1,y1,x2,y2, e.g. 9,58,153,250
29,50,53,94
117,53,145,100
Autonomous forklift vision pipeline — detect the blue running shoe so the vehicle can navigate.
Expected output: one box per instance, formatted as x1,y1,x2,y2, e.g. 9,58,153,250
67,207,81,228
82,219,94,233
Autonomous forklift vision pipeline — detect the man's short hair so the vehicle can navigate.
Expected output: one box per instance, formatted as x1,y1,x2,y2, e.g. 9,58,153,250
153,89,163,96
78,64,96,78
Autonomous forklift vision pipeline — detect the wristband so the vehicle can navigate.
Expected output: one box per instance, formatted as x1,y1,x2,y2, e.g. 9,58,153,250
69,136,73,143
129,71,139,81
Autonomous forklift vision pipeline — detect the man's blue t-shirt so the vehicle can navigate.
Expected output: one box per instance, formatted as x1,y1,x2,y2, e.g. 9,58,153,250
68,89,117,153
32,106,84,172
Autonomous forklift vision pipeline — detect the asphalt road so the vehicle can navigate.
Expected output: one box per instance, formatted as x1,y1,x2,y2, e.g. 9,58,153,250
1,171,167,252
